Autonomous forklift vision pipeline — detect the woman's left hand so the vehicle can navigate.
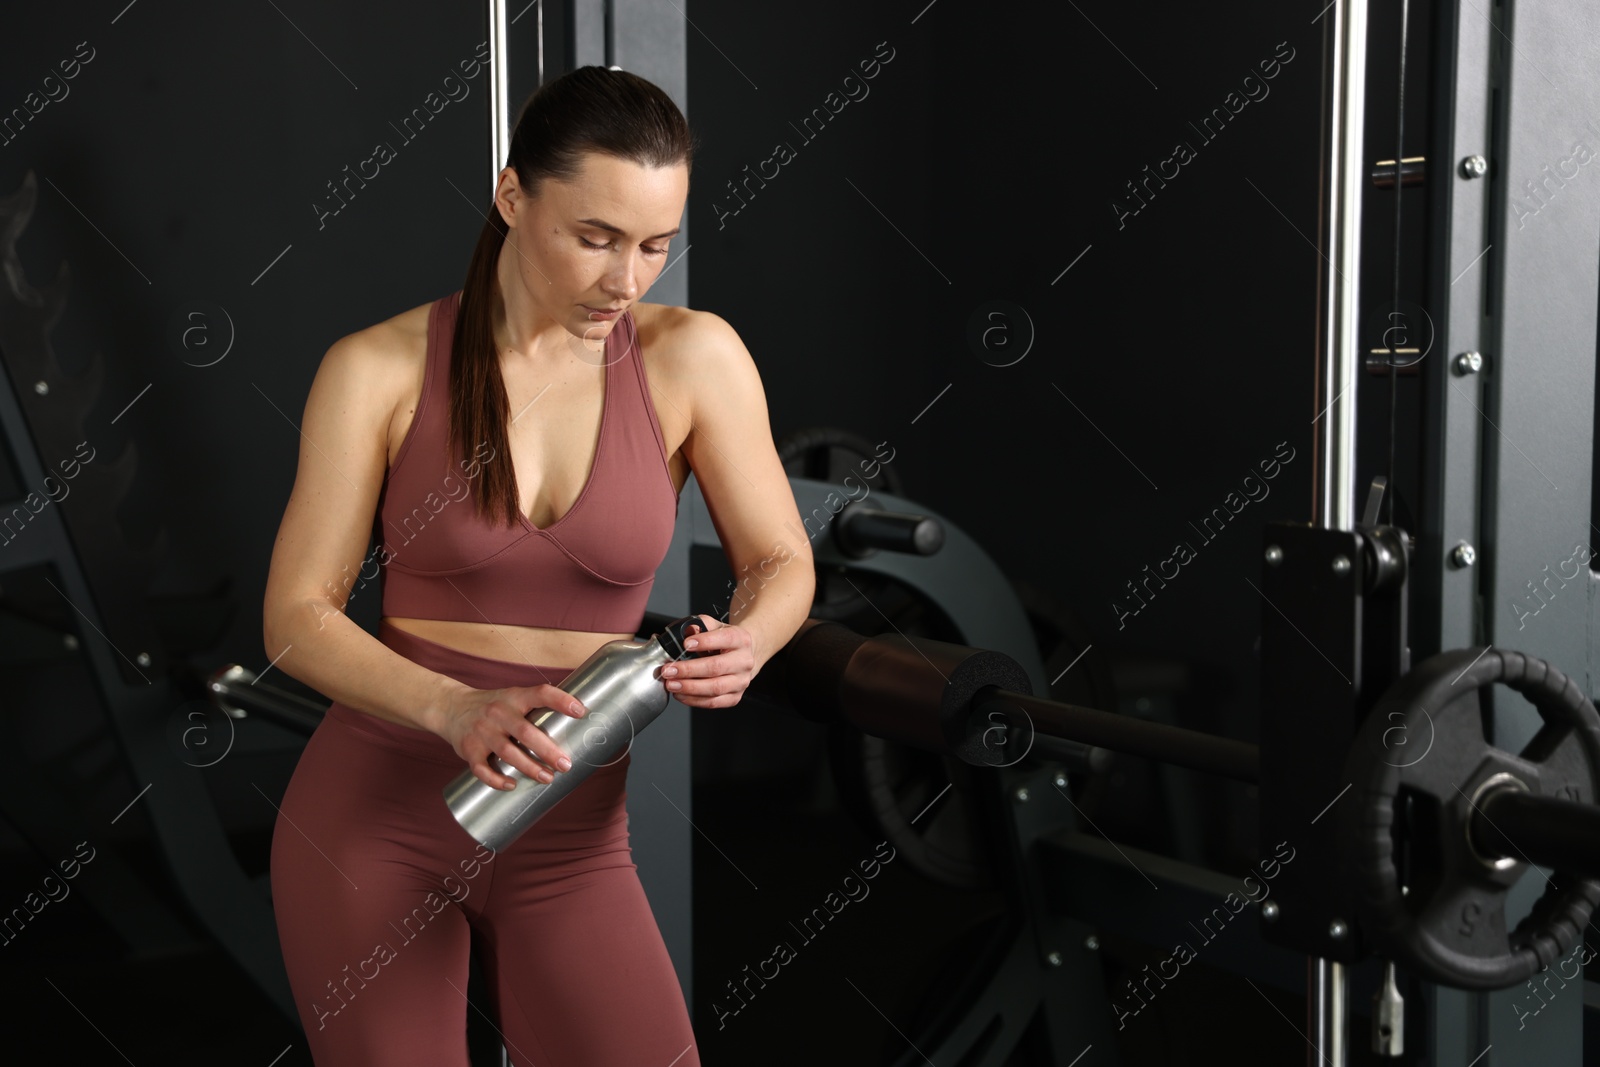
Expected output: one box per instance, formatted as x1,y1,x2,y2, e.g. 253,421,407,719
660,615,756,708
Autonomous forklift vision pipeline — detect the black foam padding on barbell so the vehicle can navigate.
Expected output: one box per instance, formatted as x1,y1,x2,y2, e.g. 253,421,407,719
840,634,1032,754
757,619,869,723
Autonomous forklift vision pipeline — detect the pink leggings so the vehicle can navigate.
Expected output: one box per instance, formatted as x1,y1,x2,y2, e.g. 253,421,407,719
270,620,700,1067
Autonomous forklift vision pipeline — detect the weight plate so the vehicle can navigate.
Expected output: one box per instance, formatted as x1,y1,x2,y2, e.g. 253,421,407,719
828,722,998,891
1342,647,1600,989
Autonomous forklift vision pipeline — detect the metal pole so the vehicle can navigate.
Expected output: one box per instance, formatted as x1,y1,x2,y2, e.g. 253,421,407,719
490,7,514,1064
976,691,1261,784
1308,0,1367,1061
1310,958,1349,1065
1312,0,1367,535
489,0,511,196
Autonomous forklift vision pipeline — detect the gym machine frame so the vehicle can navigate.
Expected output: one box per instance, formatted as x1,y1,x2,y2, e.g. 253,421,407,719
740,1,1600,1065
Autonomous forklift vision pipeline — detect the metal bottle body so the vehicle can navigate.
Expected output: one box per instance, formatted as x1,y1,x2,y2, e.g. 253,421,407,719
442,633,675,852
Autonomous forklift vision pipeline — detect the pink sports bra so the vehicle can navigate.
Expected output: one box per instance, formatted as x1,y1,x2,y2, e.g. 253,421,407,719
375,290,679,633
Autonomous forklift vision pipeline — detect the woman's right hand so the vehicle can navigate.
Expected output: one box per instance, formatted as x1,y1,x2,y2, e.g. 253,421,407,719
437,685,588,791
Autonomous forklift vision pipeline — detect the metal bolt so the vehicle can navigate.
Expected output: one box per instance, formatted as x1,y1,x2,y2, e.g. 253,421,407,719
1053,774,1068,789
1332,555,1351,575
1265,545,1283,566
62,633,78,651
1046,950,1063,967
1460,154,1487,178
1329,919,1348,940
1085,935,1100,951
136,652,152,667
33,380,48,395
1261,900,1280,922
1015,787,1030,803
1451,541,1476,568
1454,350,1483,375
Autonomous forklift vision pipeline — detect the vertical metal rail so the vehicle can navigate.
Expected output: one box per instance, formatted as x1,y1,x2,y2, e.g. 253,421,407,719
488,4,513,1063
1309,957,1348,1067
604,0,616,67
489,0,512,195
1308,0,1369,1063
1312,0,1368,535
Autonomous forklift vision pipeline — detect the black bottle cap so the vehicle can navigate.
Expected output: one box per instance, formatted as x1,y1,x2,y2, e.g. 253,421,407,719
656,616,713,660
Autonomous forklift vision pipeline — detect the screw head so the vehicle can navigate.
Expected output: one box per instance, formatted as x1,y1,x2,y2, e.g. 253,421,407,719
1015,787,1030,803
1261,900,1280,922
1046,950,1063,967
1454,350,1484,375
1329,919,1348,940
33,380,48,395
1265,545,1284,566
136,652,152,667
1085,935,1100,951
1461,154,1488,178
1332,555,1351,575
1451,541,1476,568
1053,774,1068,789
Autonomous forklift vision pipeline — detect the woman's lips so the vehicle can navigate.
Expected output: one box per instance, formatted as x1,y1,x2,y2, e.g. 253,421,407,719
582,305,624,320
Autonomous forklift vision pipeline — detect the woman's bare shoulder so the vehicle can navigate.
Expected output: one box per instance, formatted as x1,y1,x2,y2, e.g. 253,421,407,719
632,301,744,371
337,295,434,361
320,295,443,461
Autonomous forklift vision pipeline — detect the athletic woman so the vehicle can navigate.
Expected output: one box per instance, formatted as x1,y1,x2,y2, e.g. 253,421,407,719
262,66,814,1066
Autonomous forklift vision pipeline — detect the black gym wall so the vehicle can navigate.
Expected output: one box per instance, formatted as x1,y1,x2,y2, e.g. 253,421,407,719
0,1,1427,1065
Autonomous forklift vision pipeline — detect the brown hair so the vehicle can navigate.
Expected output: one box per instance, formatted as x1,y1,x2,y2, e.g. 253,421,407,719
450,65,695,527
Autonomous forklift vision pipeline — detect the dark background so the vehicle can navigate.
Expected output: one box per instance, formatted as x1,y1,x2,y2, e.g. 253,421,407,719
0,1,1451,1064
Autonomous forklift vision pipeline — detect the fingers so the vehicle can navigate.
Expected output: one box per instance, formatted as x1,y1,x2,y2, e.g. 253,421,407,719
661,646,752,691
472,741,542,792
489,685,583,785
536,684,588,719
469,728,556,791
665,622,756,707
469,746,524,792
670,688,744,710
471,688,583,791
672,675,726,699
662,667,747,704
679,618,747,655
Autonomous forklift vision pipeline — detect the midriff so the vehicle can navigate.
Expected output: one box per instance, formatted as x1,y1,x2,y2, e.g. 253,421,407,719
380,616,633,670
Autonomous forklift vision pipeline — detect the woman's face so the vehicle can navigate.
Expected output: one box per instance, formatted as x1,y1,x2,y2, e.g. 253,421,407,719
496,150,688,349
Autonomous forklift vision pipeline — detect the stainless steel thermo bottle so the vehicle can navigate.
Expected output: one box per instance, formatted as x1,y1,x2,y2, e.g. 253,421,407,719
443,616,709,852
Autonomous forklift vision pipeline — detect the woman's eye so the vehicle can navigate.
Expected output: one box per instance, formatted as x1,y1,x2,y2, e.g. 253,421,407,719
579,237,667,257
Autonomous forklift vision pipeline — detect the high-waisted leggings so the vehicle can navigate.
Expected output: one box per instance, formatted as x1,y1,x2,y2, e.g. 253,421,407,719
270,620,700,1067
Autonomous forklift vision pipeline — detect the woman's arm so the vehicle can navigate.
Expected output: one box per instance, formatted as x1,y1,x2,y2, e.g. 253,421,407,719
674,310,816,684
261,330,472,735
